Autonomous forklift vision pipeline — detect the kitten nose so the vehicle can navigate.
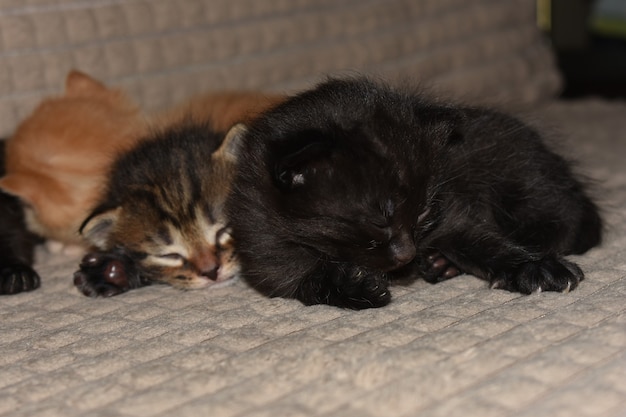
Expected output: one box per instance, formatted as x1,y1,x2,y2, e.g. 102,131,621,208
392,245,416,265
192,250,220,281
389,235,416,267
200,266,219,281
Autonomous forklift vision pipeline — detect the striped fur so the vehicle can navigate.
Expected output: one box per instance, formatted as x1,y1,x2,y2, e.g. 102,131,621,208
74,123,242,296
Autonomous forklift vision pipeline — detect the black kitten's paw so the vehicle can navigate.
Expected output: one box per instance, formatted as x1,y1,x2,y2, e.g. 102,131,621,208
298,264,391,309
331,265,391,309
73,251,138,297
422,251,462,283
0,264,40,295
490,257,583,294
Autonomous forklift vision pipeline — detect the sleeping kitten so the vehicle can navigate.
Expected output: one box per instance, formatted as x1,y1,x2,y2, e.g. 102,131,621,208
73,123,242,297
225,78,602,309
0,140,42,295
0,70,148,249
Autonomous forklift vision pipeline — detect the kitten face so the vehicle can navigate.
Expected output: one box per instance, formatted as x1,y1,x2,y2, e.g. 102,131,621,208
80,124,242,290
93,203,238,289
234,116,437,273
273,141,420,271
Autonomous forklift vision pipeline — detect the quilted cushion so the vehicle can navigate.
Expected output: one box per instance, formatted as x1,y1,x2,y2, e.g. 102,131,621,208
0,0,561,136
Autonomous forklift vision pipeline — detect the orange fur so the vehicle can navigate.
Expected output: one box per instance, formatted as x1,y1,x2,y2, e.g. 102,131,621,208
0,71,148,246
0,70,285,248
156,91,286,132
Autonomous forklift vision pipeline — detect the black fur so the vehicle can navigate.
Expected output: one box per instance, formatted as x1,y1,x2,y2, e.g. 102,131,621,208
0,141,42,295
226,78,602,309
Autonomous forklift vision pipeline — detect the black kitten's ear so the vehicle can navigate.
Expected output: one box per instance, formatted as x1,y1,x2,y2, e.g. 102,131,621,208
415,105,466,146
273,130,333,190
80,207,122,249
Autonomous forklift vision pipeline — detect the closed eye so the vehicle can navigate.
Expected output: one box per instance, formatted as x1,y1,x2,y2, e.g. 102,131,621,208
150,251,186,267
371,217,390,229
216,226,233,250
381,199,395,218
159,253,184,261
368,239,384,249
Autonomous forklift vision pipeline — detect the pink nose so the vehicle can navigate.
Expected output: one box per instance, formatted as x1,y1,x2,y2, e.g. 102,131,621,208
191,250,220,281
201,265,219,280
389,233,416,267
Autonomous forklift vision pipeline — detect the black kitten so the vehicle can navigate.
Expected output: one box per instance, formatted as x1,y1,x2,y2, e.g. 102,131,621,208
0,140,42,295
226,78,602,309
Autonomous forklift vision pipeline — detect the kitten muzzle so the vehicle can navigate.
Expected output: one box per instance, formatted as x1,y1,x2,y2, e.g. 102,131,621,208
388,237,417,269
199,266,219,281
389,208,432,267
190,250,220,281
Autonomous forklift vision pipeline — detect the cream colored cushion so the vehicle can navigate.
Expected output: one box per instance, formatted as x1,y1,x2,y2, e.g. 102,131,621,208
0,0,560,136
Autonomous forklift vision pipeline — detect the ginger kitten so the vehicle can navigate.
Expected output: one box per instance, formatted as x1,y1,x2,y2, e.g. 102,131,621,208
0,71,148,249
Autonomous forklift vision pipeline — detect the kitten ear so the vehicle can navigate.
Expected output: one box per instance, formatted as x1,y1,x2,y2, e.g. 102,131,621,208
214,123,247,162
80,207,122,249
65,70,109,97
274,132,333,190
419,106,466,146
0,175,22,198
0,174,40,206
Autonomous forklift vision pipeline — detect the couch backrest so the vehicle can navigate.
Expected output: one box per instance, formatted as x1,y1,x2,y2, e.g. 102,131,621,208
0,0,561,136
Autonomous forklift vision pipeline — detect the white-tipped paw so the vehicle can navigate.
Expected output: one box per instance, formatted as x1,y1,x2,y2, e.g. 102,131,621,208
489,258,582,295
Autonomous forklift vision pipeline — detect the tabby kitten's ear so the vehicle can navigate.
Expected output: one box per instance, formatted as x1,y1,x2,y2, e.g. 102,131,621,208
215,123,247,162
80,207,122,249
272,130,333,191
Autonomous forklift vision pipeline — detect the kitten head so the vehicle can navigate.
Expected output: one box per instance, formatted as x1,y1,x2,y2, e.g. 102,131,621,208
228,78,460,274
0,70,147,245
80,123,243,289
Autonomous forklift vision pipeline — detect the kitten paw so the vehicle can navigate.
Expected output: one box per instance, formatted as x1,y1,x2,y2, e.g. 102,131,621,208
0,264,40,295
298,264,391,309
331,265,391,309
422,251,462,283
490,257,583,294
73,251,141,297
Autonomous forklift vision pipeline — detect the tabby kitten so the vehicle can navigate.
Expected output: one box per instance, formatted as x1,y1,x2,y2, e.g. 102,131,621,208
225,78,602,309
73,123,242,297
0,141,42,295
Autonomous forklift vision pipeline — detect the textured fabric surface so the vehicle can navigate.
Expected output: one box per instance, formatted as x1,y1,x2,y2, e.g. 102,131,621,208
1,1,623,415
0,0,561,136
1,100,625,416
